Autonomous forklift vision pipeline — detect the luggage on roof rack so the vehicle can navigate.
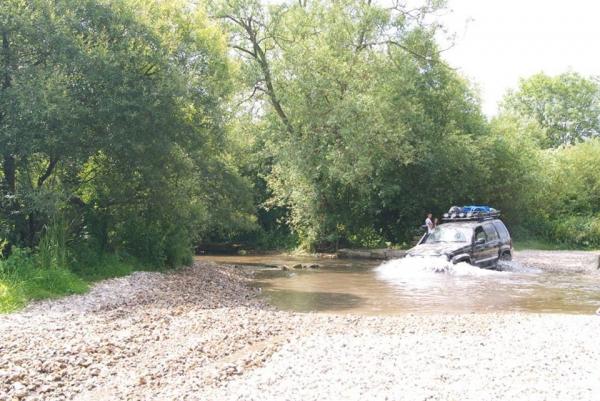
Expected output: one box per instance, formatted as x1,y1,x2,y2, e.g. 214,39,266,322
442,205,500,221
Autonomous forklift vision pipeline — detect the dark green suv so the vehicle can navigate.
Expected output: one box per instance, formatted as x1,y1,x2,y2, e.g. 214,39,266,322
408,218,512,267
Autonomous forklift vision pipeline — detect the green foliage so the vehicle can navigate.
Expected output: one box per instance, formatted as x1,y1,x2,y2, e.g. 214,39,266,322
481,115,545,226
2,0,599,265
520,139,600,247
68,251,138,282
537,216,600,249
0,248,88,313
501,72,600,147
218,0,488,250
249,229,299,251
37,215,68,269
1,0,255,265
490,77,600,248
540,139,600,215
0,246,159,313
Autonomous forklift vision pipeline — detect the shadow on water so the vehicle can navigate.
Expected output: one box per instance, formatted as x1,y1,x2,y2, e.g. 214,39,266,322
264,289,365,312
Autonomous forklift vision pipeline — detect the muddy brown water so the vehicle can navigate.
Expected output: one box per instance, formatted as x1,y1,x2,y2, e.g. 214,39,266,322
196,255,600,315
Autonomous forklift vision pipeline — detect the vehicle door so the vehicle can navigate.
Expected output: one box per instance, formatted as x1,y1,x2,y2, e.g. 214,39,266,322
472,226,488,265
482,223,502,263
493,221,512,250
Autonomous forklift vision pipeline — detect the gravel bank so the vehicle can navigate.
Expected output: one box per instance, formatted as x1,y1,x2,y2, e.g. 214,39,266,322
515,250,600,273
202,313,600,401
1,262,599,400
0,264,296,400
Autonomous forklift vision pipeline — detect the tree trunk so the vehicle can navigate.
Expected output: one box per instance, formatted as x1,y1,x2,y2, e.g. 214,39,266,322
2,154,16,193
2,30,10,89
2,30,15,194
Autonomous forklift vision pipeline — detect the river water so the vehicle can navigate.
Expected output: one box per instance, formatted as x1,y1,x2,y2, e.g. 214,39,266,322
197,254,600,315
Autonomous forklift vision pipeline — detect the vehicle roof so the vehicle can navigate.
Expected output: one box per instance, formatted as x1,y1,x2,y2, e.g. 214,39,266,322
439,219,505,229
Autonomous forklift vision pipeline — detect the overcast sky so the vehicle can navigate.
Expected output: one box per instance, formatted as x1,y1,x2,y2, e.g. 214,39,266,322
437,0,600,116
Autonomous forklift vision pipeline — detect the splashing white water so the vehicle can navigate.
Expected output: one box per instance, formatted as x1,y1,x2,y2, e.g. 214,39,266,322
375,256,501,278
497,260,541,273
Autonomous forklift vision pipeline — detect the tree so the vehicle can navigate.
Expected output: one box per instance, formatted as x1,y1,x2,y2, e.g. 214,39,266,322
0,0,255,264
501,72,600,147
213,0,488,249
482,115,545,226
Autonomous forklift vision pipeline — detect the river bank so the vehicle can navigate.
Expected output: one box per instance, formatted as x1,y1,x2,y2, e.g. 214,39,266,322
1,260,599,400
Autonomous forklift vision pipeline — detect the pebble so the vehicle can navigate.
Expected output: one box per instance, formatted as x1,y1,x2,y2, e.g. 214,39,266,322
1,262,599,401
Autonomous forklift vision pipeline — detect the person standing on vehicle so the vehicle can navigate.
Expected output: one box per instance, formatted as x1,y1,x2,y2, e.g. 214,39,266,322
418,213,435,245
425,213,434,234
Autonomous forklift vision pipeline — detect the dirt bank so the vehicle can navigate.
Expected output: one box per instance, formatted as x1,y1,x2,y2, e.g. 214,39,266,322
1,262,599,400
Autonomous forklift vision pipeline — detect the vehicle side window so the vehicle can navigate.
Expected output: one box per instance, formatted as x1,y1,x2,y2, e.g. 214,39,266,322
483,224,499,241
493,221,510,241
474,227,486,243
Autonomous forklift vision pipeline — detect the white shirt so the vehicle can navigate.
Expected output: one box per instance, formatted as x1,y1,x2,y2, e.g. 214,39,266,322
425,217,434,233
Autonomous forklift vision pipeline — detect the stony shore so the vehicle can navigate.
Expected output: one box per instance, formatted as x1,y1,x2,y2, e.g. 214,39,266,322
1,261,599,400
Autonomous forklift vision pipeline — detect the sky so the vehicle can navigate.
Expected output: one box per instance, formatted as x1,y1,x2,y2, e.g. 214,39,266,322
437,0,600,116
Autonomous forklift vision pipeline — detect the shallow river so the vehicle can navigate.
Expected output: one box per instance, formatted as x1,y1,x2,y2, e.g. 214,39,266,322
196,254,600,315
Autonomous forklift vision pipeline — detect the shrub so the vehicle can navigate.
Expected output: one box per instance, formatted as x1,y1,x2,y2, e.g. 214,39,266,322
0,248,88,313
538,215,600,248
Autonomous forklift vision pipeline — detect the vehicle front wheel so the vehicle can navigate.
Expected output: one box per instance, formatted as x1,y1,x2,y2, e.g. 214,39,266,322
499,252,512,261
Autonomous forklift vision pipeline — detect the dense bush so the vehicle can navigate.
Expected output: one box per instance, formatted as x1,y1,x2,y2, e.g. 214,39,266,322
527,139,600,247
538,216,600,248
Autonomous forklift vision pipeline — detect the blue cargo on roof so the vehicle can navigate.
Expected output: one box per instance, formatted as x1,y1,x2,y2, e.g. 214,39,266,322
462,205,495,213
442,205,500,222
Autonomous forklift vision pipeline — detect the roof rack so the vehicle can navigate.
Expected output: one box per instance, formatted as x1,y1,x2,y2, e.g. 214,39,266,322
441,205,500,222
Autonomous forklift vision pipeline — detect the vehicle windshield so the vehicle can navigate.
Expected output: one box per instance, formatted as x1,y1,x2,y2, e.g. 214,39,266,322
424,225,471,244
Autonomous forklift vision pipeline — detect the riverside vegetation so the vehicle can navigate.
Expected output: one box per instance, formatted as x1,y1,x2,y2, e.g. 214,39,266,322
2,0,600,311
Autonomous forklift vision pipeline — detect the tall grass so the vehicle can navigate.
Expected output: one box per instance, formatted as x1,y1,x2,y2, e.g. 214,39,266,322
1,215,187,314
0,248,88,313
0,246,156,313
37,215,68,269
1,216,130,313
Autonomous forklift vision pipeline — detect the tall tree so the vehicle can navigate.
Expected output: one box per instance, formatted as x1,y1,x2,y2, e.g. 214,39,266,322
214,0,487,249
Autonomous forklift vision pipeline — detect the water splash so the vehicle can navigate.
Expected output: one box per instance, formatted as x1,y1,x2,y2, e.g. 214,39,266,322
497,260,541,273
375,256,501,278
374,256,494,291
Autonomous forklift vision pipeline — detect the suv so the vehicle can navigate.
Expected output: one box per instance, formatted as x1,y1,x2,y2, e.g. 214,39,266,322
407,219,512,267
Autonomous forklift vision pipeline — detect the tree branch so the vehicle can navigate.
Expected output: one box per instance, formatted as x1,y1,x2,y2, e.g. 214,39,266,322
37,157,59,188
232,45,256,58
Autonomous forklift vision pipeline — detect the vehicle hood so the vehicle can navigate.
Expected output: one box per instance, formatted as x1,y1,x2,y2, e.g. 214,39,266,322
407,242,470,257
